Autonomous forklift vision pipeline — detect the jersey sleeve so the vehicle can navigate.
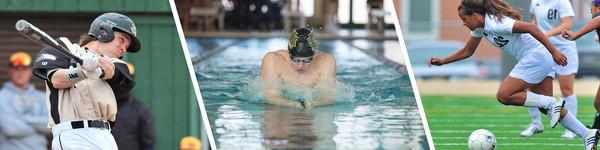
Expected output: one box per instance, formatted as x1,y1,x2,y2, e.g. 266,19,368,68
106,61,135,98
470,28,484,38
485,15,516,34
32,47,74,81
558,0,575,18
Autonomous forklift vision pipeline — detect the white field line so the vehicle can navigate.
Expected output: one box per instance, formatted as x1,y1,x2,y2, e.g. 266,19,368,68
436,143,581,146
426,114,595,118
434,137,579,140
431,130,567,134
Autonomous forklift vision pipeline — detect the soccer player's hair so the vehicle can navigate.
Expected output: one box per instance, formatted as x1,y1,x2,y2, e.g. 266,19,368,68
458,0,522,21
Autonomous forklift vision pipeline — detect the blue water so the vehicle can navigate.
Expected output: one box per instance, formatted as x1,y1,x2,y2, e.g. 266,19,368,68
193,38,428,149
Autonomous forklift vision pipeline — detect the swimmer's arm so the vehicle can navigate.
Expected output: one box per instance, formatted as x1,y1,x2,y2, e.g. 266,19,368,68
260,52,302,108
566,16,600,40
264,89,303,108
430,36,481,66
308,55,337,108
545,16,573,37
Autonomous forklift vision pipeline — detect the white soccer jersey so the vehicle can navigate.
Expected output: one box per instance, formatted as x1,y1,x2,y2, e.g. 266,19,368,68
471,14,545,60
530,0,576,46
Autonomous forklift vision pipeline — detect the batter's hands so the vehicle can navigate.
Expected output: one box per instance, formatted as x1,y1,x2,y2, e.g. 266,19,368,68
80,49,99,72
428,57,444,68
84,68,103,79
58,37,100,72
97,57,115,80
551,51,568,66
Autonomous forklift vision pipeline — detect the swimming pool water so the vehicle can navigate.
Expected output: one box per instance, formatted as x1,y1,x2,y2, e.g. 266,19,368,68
193,38,428,149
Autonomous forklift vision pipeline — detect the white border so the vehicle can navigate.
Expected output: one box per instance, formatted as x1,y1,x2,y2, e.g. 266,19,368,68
168,0,217,149
391,0,435,149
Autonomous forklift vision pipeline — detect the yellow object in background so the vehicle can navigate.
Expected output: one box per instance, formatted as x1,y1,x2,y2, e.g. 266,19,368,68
9,52,32,67
179,136,201,150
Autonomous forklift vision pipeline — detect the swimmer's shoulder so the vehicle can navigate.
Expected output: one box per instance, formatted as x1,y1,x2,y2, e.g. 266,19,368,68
315,52,335,63
263,50,289,60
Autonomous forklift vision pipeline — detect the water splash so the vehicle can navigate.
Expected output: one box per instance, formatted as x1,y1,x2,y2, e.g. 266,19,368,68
238,78,356,106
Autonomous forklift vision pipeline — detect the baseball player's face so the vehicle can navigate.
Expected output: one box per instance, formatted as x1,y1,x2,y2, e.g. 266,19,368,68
98,32,131,58
9,66,32,87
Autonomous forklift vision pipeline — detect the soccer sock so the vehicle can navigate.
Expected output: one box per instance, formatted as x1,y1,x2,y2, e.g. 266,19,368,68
564,94,577,117
524,91,553,109
592,113,600,130
527,107,543,125
560,112,589,138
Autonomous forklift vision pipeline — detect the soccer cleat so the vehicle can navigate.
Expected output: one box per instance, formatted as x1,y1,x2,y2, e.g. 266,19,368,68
548,97,565,128
562,130,577,139
520,123,544,137
584,129,599,150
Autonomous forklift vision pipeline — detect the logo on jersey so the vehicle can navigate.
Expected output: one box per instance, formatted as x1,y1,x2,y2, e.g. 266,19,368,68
493,36,509,47
547,9,558,20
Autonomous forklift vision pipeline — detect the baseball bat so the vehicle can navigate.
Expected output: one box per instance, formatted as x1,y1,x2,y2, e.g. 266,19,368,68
15,19,83,64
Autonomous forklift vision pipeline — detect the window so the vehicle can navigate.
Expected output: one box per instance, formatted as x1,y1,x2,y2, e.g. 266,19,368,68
401,0,438,40
338,0,397,25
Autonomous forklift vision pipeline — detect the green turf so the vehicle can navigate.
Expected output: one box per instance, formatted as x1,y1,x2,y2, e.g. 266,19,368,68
422,95,597,150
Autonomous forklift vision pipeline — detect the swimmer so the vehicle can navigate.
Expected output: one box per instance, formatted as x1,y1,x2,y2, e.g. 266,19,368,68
259,28,336,109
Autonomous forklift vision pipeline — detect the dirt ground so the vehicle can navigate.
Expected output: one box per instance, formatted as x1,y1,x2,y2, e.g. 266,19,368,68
416,79,600,97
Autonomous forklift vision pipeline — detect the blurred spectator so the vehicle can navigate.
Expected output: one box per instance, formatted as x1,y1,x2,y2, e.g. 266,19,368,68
366,0,385,33
323,0,338,33
189,0,224,31
283,0,306,31
0,52,49,150
176,0,193,31
111,63,156,150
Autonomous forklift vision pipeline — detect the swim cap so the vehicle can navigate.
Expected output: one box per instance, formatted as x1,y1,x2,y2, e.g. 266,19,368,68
595,0,600,5
288,28,316,58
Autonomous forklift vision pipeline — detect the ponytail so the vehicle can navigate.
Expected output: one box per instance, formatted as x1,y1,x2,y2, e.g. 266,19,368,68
459,0,522,21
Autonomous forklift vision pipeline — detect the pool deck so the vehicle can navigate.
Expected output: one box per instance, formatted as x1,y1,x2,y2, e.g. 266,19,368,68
417,79,600,97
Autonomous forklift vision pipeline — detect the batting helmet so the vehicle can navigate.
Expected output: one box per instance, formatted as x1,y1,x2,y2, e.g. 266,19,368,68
88,12,141,53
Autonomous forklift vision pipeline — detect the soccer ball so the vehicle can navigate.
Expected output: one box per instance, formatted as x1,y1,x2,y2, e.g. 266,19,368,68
468,129,496,150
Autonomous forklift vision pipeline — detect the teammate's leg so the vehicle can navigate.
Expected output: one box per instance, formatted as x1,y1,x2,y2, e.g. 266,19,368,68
559,74,578,138
592,86,600,130
521,78,553,137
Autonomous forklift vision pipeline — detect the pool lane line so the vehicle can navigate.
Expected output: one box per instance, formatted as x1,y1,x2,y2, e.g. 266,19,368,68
341,40,407,74
184,31,399,41
191,39,247,64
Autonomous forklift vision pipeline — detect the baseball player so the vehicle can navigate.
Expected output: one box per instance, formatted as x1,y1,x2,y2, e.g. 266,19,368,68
32,12,140,149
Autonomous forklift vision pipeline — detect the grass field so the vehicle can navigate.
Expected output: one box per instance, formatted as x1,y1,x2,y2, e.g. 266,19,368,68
422,95,597,150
